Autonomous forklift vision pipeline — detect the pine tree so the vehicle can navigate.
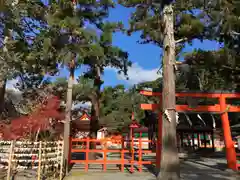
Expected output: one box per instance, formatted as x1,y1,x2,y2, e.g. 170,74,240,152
0,1,58,116
182,0,240,91
36,1,109,173
119,0,210,179
83,21,131,138
34,0,131,173
182,49,239,91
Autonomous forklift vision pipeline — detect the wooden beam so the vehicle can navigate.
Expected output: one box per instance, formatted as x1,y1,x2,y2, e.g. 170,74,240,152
228,106,240,112
141,104,158,110
141,104,240,112
140,90,240,98
176,105,220,112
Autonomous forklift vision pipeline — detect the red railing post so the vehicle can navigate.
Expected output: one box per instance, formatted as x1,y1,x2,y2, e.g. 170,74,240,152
103,139,107,171
130,136,134,173
138,137,142,172
68,137,72,165
156,112,162,168
121,137,125,172
85,137,89,172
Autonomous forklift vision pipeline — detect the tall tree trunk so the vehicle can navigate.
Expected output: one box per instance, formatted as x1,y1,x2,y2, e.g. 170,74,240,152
90,94,100,138
157,4,180,180
90,66,101,138
0,79,7,117
63,63,74,175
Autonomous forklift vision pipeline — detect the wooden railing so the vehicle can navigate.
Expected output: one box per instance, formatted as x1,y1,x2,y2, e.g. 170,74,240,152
69,138,155,172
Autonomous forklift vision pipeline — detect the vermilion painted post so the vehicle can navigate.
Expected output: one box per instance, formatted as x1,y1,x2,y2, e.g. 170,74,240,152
103,139,107,171
156,112,162,168
130,132,134,173
138,134,142,172
85,138,89,172
121,135,125,150
130,128,133,149
219,95,237,170
121,136,124,172
68,137,72,165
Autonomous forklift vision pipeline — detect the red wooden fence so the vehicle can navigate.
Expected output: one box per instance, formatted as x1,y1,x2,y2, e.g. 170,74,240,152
69,137,156,172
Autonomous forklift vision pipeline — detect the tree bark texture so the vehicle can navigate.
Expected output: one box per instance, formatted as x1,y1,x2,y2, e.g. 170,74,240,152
63,65,74,175
90,66,101,138
90,96,100,137
157,4,180,180
0,79,6,116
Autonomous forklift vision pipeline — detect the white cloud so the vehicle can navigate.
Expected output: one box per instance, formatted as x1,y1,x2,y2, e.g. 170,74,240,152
105,63,161,85
72,101,92,110
78,101,92,108
6,79,21,92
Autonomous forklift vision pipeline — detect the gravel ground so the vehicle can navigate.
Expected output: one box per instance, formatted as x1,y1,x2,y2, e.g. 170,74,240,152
1,156,239,180
64,159,239,180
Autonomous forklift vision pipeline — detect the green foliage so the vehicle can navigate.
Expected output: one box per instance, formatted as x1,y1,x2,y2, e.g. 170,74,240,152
82,20,131,85
119,0,212,58
29,0,131,75
179,0,240,91
183,49,239,91
0,1,58,81
52,76,94,103
203,0,240,46
179,0,240,92
0,1,59,117
118,0,239,92
33,1,131,111
100,85,147,130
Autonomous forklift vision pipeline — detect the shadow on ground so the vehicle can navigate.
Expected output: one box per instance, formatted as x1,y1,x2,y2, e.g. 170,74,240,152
67,151,239,180
184,151,229,171
180,161,238,180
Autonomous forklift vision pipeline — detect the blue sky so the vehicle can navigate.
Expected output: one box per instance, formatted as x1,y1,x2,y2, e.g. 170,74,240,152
56,4,222,88
6,3,222,90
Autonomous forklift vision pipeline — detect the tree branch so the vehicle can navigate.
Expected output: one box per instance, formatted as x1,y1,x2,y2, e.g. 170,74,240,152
230,31,240,36
175,37,188,44
222,65,240,71
220,31,240,36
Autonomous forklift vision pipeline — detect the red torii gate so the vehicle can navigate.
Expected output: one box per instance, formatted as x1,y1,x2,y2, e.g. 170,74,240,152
140,90,240,171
